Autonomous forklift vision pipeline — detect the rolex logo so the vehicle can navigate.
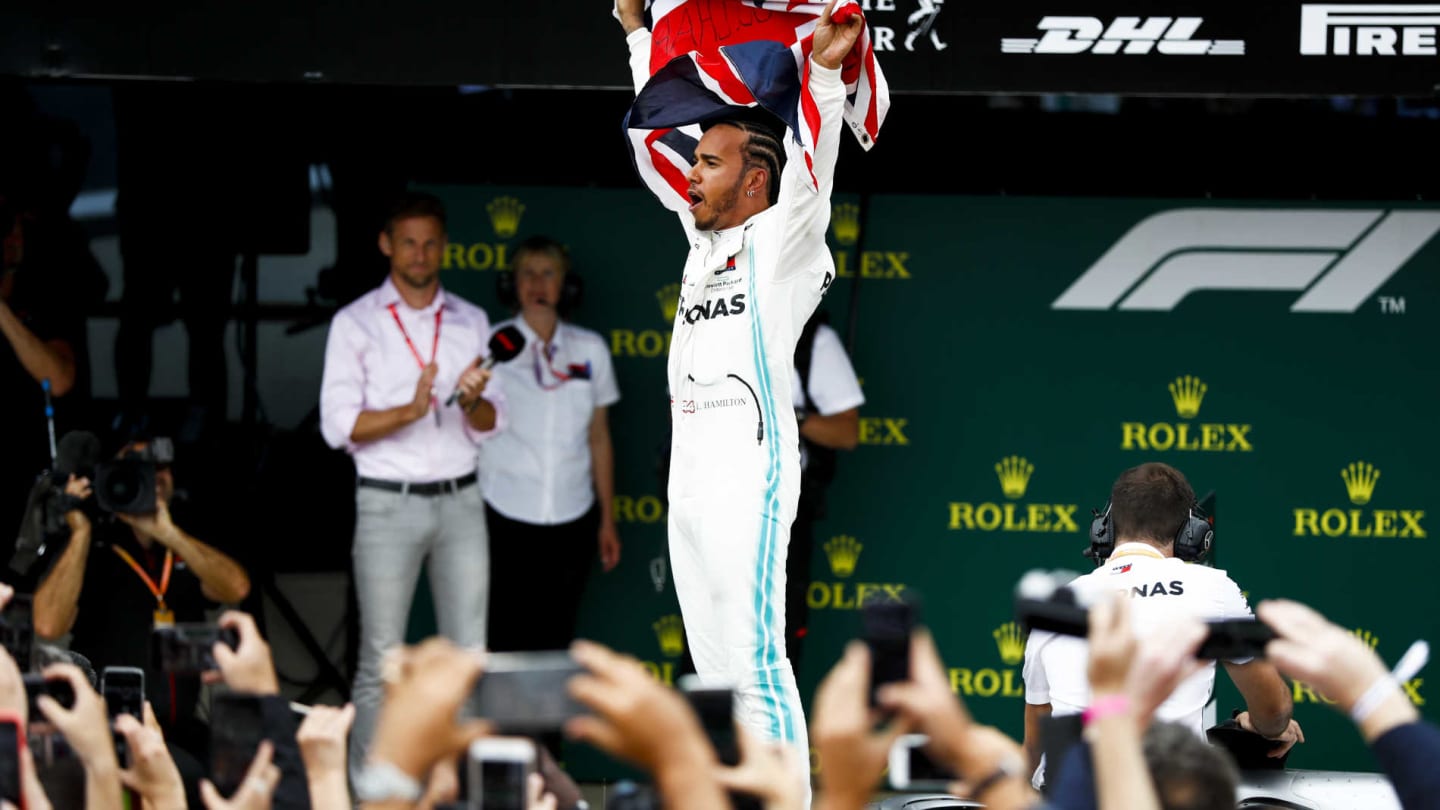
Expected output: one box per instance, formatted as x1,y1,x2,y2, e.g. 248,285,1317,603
831,202,861,246
657,282,681,322
824,535,862,578
1168,375,1208,419
1352,628,1380,650
653,614,686,658
993,622,1026,665
994,456,1034,500
486,196,525,239
1342,461,1380,506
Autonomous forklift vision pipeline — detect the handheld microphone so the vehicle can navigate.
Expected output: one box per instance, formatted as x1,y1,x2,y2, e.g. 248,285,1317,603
445,325,527,406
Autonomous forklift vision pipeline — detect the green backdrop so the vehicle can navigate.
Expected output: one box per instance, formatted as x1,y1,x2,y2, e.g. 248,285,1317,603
412,183,1440,781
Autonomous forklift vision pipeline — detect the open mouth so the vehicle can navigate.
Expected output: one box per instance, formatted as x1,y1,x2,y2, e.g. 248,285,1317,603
688,191,703,211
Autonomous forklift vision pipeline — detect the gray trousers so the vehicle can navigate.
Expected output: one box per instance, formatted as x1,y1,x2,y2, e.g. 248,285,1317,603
346,482,489,785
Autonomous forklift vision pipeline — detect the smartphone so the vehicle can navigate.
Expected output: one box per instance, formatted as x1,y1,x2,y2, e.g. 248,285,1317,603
467,737,535,810
210,693,266,796
23,673,75,724
0,714,24,808
469,650,588,732
678,676,739,766
152,623,240,674
102,666,145,767
1194,618,1277,660
0,596,34,671
888,733,958,792
862,595,918,706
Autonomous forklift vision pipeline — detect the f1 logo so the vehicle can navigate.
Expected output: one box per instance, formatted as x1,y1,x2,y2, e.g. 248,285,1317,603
1052,208,1440,312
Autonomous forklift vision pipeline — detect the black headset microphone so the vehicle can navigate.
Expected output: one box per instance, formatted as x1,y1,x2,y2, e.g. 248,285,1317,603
1083,495,1214,566
444,325,527,407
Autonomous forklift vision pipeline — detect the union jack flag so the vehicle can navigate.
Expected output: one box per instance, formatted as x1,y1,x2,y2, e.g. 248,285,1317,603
622,0,890,212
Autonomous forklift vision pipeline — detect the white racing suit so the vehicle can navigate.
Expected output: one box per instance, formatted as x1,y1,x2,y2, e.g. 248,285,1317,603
628,27,847,779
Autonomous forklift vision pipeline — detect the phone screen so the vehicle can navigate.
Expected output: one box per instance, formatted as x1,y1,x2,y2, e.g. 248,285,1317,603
102,668,145,719
479,758,528,810
0,720,19,805
682,684,738,767
210,694,266,795
469,651,588,732
153,624,239,674
863,597,917,705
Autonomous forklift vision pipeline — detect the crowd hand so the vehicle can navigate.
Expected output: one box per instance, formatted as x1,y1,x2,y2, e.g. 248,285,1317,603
1087,594,1208,728
598,522,621,572
526,772,558,810
116,712,185,810
0,583,11,616
565,639,716,777
812,0,865,71
205,610,279,695
410,363,440,420
812,642,913,808
713,725,807,810
454,360,492,408
877,629,972,772
416,759,460,810
1236,712,1306,757
296,703,356,785
0,643,24,725
36,663,119,773
200,740,281,810
371,638,491,782
1258,598,1394,714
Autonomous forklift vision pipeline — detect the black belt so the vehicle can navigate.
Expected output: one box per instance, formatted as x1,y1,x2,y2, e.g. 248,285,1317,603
357,472,477,496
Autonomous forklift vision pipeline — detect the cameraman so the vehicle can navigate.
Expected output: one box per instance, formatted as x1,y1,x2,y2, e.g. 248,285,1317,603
31,439,250,768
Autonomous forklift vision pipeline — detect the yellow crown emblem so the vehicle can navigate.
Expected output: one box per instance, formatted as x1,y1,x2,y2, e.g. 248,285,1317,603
485,196,525,239
1342,461,1380,505
831,202,861,246
1168,375,1208,419
653,614,686,658
1351,628,1380,650
995,456,1034,500
993,622,1026,665
824,535,862,578
657,282,681,322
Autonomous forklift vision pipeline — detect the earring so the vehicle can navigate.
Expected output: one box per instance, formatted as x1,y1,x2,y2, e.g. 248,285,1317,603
746,190,755,197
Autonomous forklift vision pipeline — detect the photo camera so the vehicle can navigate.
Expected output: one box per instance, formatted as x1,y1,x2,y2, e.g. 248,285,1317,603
93,437,174,515
1013,568,1277,660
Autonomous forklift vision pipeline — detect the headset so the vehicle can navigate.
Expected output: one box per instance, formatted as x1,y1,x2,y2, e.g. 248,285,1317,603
1084,499,1213,566
495,254,585,317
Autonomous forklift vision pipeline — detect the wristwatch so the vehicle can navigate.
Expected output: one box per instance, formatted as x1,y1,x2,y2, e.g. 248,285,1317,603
353,760,423,803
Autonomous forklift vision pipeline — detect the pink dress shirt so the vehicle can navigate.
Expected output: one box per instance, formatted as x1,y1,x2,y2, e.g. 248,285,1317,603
319,277,505,481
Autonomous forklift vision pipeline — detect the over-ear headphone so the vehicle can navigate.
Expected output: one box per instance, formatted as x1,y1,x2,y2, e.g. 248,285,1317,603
1084,500,1213,566
495,266,585,318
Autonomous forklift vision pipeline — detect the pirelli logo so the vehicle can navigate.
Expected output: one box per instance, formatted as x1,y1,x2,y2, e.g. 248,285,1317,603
1301,5,1440,56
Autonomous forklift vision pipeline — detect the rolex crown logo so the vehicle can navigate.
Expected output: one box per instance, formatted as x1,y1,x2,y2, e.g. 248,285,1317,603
993,622,1026,665
657,282,681,322
1342,461,1380,505
653,614,686,658
831,202,861,246
1168,375,1207,419
824,535,862,578
1351,628,1380,650
994,456,1034,500
486,196,525,239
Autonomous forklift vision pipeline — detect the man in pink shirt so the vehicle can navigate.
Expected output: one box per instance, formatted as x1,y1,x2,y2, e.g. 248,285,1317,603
318,191,504,791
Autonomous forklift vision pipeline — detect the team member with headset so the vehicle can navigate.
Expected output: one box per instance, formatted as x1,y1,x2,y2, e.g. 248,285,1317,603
479,234,622,661
1020,461,1303,791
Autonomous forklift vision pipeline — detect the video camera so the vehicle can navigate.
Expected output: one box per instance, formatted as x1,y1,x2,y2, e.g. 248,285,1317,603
11,432,174,577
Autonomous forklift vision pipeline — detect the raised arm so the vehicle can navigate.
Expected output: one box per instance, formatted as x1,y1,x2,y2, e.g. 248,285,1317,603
616,0,651,94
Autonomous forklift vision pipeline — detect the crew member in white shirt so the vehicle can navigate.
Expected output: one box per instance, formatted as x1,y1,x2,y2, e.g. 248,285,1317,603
1022,461,1302,790
318,191,505,789
480,235,622,655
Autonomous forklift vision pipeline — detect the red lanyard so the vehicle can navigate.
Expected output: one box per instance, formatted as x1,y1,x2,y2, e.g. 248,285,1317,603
387,302,443,369
532,342,573,391
111,545,174,610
